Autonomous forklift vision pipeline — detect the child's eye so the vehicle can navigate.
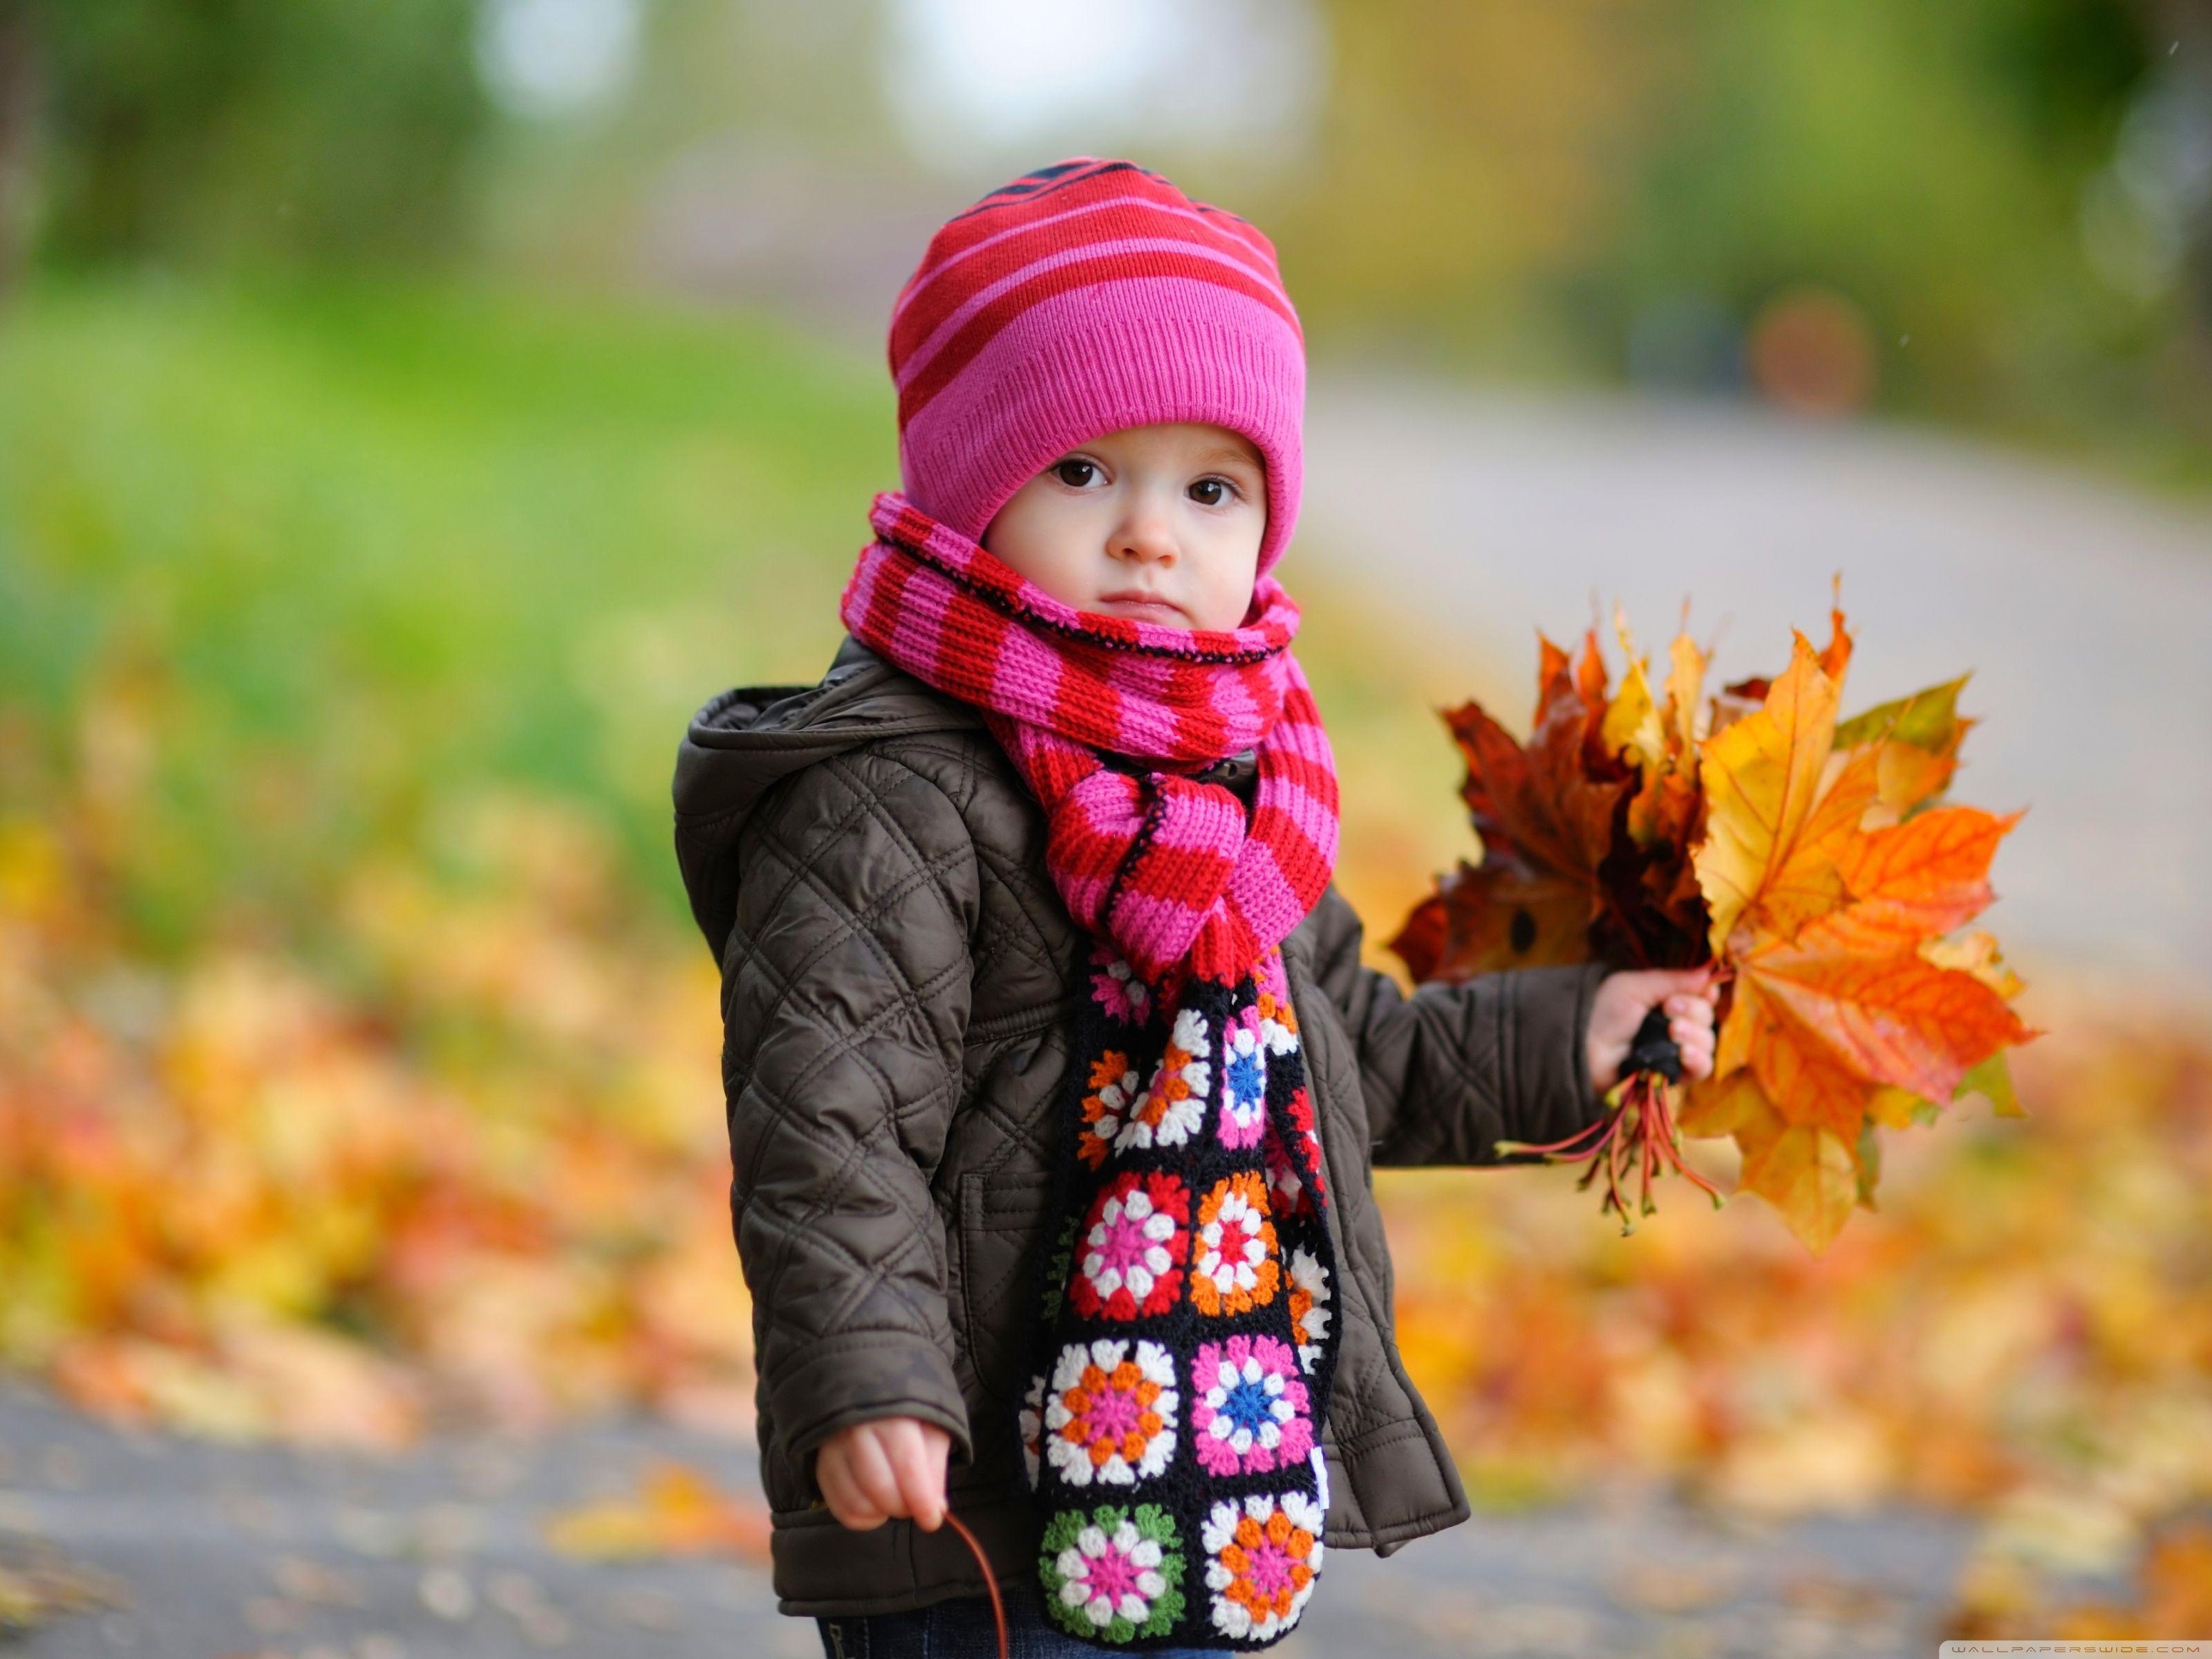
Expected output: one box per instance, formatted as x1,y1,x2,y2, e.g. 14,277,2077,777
1190,477,1240,507
1052,458,1100,488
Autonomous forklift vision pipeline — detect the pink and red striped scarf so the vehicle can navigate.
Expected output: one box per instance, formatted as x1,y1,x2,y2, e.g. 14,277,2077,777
841,490,1340,995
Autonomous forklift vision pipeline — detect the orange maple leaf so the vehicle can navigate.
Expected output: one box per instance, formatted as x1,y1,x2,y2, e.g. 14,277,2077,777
1718,903,2034,1139
1838,804,2025,937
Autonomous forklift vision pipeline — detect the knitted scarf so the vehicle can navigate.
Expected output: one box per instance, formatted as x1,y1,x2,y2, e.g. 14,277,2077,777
842,491,1344,1651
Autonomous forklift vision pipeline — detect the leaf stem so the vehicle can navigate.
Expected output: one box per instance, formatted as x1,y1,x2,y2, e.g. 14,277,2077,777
1494,1066,1728,1230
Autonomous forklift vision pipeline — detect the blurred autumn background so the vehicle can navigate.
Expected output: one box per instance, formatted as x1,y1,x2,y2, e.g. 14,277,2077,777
2,1,2211,1653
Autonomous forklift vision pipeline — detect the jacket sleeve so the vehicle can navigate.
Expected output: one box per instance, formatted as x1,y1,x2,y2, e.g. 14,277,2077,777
1303,883,1614,1168
717,743,980,1497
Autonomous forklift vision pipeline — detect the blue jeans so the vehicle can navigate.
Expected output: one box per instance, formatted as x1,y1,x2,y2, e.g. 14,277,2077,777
815,1575,1233,1658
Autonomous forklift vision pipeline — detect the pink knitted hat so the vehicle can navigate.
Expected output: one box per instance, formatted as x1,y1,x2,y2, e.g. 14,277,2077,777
888,157,1306,577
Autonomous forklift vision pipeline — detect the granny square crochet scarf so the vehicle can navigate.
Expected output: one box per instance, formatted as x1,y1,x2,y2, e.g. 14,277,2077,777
841,491,1345,1651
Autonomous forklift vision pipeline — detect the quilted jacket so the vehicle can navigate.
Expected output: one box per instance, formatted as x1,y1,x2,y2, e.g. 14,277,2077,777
671,635,1614,1618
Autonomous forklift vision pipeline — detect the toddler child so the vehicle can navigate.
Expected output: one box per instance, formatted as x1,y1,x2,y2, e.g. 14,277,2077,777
672,158,1717,1658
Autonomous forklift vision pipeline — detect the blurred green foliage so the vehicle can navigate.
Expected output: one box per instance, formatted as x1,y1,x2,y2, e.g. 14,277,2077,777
1604,0,2185,459
1285,0,2150,332
19,0,489,265
1271,0,2204,485
0,275,891,953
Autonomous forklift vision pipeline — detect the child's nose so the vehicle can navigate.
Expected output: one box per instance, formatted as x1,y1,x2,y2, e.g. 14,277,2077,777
1111,509,1179,566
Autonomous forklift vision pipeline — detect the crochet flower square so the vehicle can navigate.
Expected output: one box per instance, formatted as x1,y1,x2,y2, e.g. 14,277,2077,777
1072,1171,1188,1321
1200,1489,1325,1642
1044,1337,1179,1488
1215,1006,1268,1150
1190,1333,1313,1477
1116,1008,1210,1152
1255,984,1300,1056
1089,948,1153,1028
1286,1245,1334,1376
1040,1501,1187,1642
1189,1171,1280,1316
1077,1050,1143,1172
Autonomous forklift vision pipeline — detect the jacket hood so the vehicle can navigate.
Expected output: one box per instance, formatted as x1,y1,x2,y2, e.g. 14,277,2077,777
671,635,982,964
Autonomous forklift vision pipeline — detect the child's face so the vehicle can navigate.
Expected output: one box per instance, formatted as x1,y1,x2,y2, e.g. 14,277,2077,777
981,421,1267,631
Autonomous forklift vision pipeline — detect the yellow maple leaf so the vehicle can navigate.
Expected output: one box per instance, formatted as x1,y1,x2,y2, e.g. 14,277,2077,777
1664,625,1710,752
1600,603,1667,774
1739,1123,1859,1253
1693,612,1852,955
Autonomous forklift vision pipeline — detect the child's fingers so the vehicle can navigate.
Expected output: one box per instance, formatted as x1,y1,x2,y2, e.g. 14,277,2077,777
880,1433,942,1530
843,1425,909,1522
1676,1018,1716,1074
816,1446,887,1529
886,1423,949,1530
1665,1003,1716,1053
1634,969,1714,1010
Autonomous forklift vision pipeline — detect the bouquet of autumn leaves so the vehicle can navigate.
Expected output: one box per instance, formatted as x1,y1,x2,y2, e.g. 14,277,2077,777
1389,589,2040,1252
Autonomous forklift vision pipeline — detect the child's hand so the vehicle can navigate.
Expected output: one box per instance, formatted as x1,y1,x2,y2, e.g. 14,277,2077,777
1586,966,1721,1094
814,1415,950,1533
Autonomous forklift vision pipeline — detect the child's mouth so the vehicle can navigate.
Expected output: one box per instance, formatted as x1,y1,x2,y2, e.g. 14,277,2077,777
1097,593,1187,625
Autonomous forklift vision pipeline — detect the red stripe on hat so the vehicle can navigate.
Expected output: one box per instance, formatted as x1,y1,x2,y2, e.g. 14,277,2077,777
893,194,1271,369
898,248,1301,429
901,162,1205,296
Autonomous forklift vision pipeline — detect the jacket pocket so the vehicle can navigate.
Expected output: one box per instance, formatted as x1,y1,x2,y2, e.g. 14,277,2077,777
957,1169,1055,1410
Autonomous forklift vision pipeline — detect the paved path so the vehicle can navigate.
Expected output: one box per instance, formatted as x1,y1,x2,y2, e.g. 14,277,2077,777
1300,375,2212,999
0,1380,1996,1659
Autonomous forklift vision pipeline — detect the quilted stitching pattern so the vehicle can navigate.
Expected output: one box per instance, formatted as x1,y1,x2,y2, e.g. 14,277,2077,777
722,743,987,1499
